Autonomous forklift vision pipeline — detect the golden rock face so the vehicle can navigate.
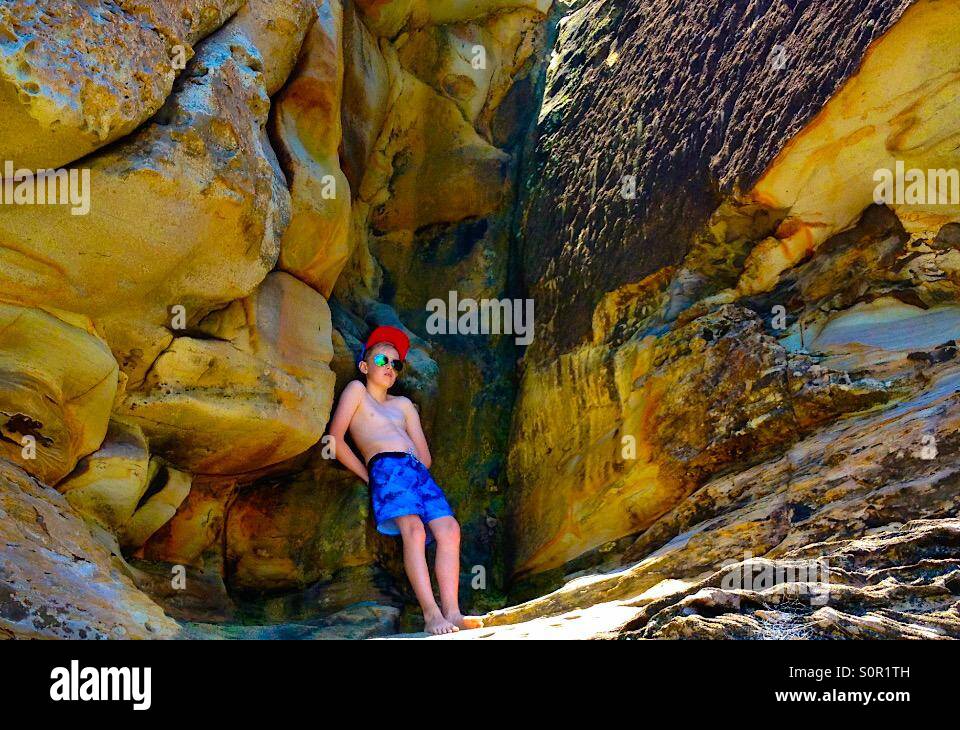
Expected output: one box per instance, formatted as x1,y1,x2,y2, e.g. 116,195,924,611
0,18,289,390
0,303,118,485
740,0,960,296
502,0,960,591
56,417,151,532
272,0,353,297
0,0,552,623
7,0,959,641
119,273,335,475
0,0,245,169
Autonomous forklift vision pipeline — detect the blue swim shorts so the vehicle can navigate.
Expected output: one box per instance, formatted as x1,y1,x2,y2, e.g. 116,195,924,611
368,452,454,543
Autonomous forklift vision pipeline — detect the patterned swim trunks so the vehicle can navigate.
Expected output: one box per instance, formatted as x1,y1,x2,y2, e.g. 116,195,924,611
368,451,454,543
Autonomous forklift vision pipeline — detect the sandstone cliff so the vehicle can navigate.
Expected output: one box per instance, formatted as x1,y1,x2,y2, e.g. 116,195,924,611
2,0,959,640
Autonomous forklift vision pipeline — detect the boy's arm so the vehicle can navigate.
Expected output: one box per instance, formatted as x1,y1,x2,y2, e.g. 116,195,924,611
328,381,369,484
401,398,432,469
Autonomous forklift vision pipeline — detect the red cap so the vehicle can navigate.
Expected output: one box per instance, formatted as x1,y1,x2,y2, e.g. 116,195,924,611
362,325,410,361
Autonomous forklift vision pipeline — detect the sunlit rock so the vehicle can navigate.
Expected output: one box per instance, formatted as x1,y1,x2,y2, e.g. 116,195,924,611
507,305,892,578
368,59,510,231
396,9,543,139
272,0,353,297
0,15,290,388
57,417,150,532
0,303,118,485
120,273,336,475
122,461,194,549
0,458,179,639
0,0,243,169
740,0,960,296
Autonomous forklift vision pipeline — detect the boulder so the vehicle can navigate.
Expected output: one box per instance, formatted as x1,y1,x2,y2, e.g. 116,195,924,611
57,417,150,532
0,15,290,387
230,0,315,95
0,459,179,639
0,303,118,485
120,273,336,475
0,0,243,169
271,0,353,297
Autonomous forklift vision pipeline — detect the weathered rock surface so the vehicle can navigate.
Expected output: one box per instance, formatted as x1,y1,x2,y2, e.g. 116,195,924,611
354,0,551,37
0,0,244,169
487,350,960,633
519,0,914,360
367,63,510,231
0,13,290,390
505,0,960,588
507,303,894,577
5,0,960,642
225,460,374,592
57,417,150,531
122,462,194,549
627,519,960,639
120,272,335,475
231,0,315,95
272,0,353,297
396,9,544,140
0,304,118,485
341,0,390,190
0,459,179,639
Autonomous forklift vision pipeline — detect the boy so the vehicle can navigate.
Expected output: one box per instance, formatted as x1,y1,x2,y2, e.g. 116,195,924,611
328,325,483,635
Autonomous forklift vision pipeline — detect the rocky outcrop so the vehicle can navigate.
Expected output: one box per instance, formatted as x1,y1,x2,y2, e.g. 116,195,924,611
0,0,244,169
507,303,895,577
504,0,960,591
628,519,960,640
0,304,118,485
4,0,960,642
0,459,180,639
0,10,289,390
119,272,335,475
271,0,353,297
518,0,914,361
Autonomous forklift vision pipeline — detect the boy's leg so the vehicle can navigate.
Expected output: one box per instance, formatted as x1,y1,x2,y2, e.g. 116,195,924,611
395,515,457,635
429,516,483,630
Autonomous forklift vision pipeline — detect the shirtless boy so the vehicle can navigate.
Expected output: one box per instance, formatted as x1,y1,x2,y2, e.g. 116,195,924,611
328,325,482,635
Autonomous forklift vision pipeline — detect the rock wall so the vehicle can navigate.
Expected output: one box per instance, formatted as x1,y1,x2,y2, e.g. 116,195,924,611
505,0,960,584
0,0,552,635
3,0,960,639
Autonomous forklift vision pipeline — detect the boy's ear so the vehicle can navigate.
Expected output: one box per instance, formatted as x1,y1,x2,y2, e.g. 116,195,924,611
358,360,368,375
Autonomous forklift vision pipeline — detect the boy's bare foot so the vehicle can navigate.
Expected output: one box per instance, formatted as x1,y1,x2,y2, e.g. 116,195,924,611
445,612,484,630
424,611,459,635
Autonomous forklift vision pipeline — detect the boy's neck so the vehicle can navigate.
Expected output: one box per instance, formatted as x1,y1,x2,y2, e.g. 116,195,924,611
365,380,389,403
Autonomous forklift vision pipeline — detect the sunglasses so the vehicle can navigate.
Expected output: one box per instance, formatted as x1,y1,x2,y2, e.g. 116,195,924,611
371,353,404,372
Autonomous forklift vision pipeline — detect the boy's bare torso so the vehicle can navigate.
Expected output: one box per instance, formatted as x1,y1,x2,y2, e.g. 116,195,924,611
347,388,418,463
